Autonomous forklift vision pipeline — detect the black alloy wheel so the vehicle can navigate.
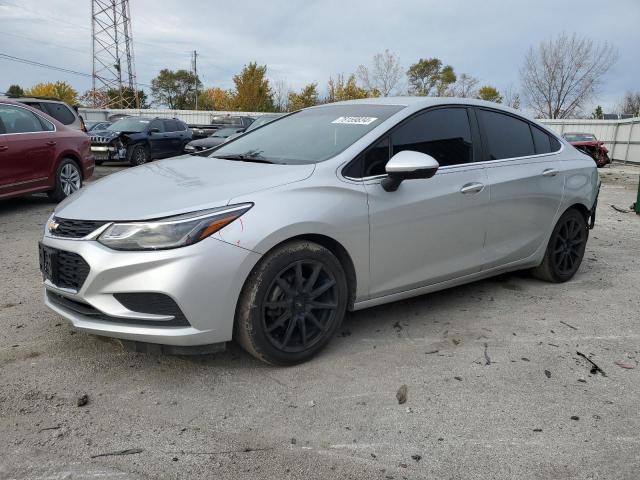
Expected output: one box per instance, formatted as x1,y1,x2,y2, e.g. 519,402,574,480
262,260,339,353
235,240,348,365
532,208,588,283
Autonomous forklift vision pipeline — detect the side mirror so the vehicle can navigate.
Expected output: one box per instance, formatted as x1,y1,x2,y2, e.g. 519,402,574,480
149,127,160,134
381,150,440,192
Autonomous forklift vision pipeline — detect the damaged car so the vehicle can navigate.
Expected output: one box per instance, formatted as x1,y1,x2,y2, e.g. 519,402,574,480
563,132,611,167
90,117,192,166
40,98,600,365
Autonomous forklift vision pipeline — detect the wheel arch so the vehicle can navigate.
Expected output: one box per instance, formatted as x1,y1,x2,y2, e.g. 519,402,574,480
55,153,84,179
248,233,358,311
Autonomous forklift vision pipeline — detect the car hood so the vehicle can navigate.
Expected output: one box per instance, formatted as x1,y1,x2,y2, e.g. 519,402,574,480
89,129,143,141
55,155,315,221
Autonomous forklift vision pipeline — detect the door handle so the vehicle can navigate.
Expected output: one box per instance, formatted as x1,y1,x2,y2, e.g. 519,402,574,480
542,168,559,177
46,141,57,146
460,182,484,194
0,145,7,152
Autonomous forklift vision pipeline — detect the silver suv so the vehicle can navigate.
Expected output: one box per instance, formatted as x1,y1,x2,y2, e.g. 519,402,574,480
10,97,86,132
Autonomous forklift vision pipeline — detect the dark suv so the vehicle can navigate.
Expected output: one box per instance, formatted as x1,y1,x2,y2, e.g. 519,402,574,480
89,117,192,166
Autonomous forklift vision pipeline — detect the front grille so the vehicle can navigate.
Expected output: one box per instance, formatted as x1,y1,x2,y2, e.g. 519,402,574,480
90,136,110,143
52,217,109,238
56,250,90,290
47,291,190,327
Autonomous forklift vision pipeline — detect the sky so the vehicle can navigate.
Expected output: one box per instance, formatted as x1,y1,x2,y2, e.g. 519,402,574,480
0,0,638,113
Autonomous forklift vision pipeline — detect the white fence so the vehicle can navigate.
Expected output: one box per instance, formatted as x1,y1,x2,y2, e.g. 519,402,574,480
79,108,266,125
539,117,640,164
79,108,640,165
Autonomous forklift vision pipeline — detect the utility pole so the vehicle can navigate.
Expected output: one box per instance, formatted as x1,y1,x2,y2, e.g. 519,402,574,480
191,50,198,110
91,0,139,108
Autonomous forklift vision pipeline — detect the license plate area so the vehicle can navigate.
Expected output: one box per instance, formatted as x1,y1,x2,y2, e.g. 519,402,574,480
38,242,59,285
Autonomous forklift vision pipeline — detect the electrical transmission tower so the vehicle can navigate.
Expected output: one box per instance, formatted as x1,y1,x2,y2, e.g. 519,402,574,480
91,0,139,108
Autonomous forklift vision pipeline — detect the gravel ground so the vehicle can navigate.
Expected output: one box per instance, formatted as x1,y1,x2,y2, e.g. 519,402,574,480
1,163,639,480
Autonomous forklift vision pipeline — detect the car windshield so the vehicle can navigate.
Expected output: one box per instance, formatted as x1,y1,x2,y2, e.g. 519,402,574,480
565,133,597,142
210,104,403,164
246,115,281,132
108,118,150,132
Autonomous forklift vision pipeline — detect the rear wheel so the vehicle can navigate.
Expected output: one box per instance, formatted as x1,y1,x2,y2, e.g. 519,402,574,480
128,145,149,166
47,159,82,202
235,240,348,365
531,208,588,283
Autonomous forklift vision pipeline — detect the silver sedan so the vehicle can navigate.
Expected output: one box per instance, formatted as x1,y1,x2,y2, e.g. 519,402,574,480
40,98,600,365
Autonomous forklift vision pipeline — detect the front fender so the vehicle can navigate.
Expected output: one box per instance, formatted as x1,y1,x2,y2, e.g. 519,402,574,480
218,182,371,300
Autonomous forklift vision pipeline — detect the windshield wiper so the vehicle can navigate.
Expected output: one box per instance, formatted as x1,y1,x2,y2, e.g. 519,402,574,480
212,154,275,164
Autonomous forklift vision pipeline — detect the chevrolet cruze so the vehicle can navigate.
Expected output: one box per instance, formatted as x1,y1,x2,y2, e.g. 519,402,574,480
40,98,599,365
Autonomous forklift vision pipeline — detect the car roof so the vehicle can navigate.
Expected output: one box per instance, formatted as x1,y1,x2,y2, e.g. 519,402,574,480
327,96,529,117
564,132,594,135
6,96,66,104
0,98,65,127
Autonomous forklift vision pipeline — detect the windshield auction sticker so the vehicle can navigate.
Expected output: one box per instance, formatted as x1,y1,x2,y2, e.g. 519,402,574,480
332,116,378,125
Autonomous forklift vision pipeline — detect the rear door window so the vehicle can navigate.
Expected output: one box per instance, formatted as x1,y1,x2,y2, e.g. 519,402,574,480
478,109,535,160
391,107,473,167
0,105,45,133
42,103,76,125
164,120,180,132
149,120,164,132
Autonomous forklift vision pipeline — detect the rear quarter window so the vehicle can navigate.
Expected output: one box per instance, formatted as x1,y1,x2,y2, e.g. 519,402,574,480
42,103,76,125
478,109,536,160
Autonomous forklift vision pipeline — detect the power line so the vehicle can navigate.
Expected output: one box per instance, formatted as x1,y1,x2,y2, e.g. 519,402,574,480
0,52,154,88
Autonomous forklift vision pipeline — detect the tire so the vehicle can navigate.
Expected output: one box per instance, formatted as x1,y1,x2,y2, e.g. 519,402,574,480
95,160,104,166
531,208,588,283
47,158,82,203
127,144,150,166
234,240,348,365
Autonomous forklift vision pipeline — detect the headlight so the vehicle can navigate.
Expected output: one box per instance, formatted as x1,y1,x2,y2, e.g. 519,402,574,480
184,144,195,151
97,203,252,251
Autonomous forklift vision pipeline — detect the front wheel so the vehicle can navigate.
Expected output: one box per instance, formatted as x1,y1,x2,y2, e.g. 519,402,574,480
47,159,82,202
531,208,588,283
127,145,150,166
234,241,348,365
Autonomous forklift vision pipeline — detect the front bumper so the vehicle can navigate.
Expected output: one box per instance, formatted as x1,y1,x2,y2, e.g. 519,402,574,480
90,145,127,162
41,234,261,346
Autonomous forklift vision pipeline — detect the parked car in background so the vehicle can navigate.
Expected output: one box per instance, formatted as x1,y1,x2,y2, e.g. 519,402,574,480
86,121,112,132
40,98,599,365
0,99,93,202
9,96,87,132
183,127,246,153
563,132,611,167
189,115,254,139
89,117,192,166
224,113,285,142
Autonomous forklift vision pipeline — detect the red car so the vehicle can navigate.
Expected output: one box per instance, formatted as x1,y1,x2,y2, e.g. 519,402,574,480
0,99,93,202
563,132,611,168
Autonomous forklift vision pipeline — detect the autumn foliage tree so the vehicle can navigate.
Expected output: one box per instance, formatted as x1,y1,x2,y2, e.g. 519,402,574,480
151,69,201,109
327,74,371,102
232,62,274,112
198,87,236,111
25,81,78,105
288,83,319,111
476,85,503,103
406,58,456,96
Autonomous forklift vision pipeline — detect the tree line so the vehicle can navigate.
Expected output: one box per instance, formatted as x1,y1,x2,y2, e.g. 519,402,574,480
4,33,635,119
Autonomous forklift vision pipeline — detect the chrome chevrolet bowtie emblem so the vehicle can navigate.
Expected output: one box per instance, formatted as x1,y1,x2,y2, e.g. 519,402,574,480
47,219,60,233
